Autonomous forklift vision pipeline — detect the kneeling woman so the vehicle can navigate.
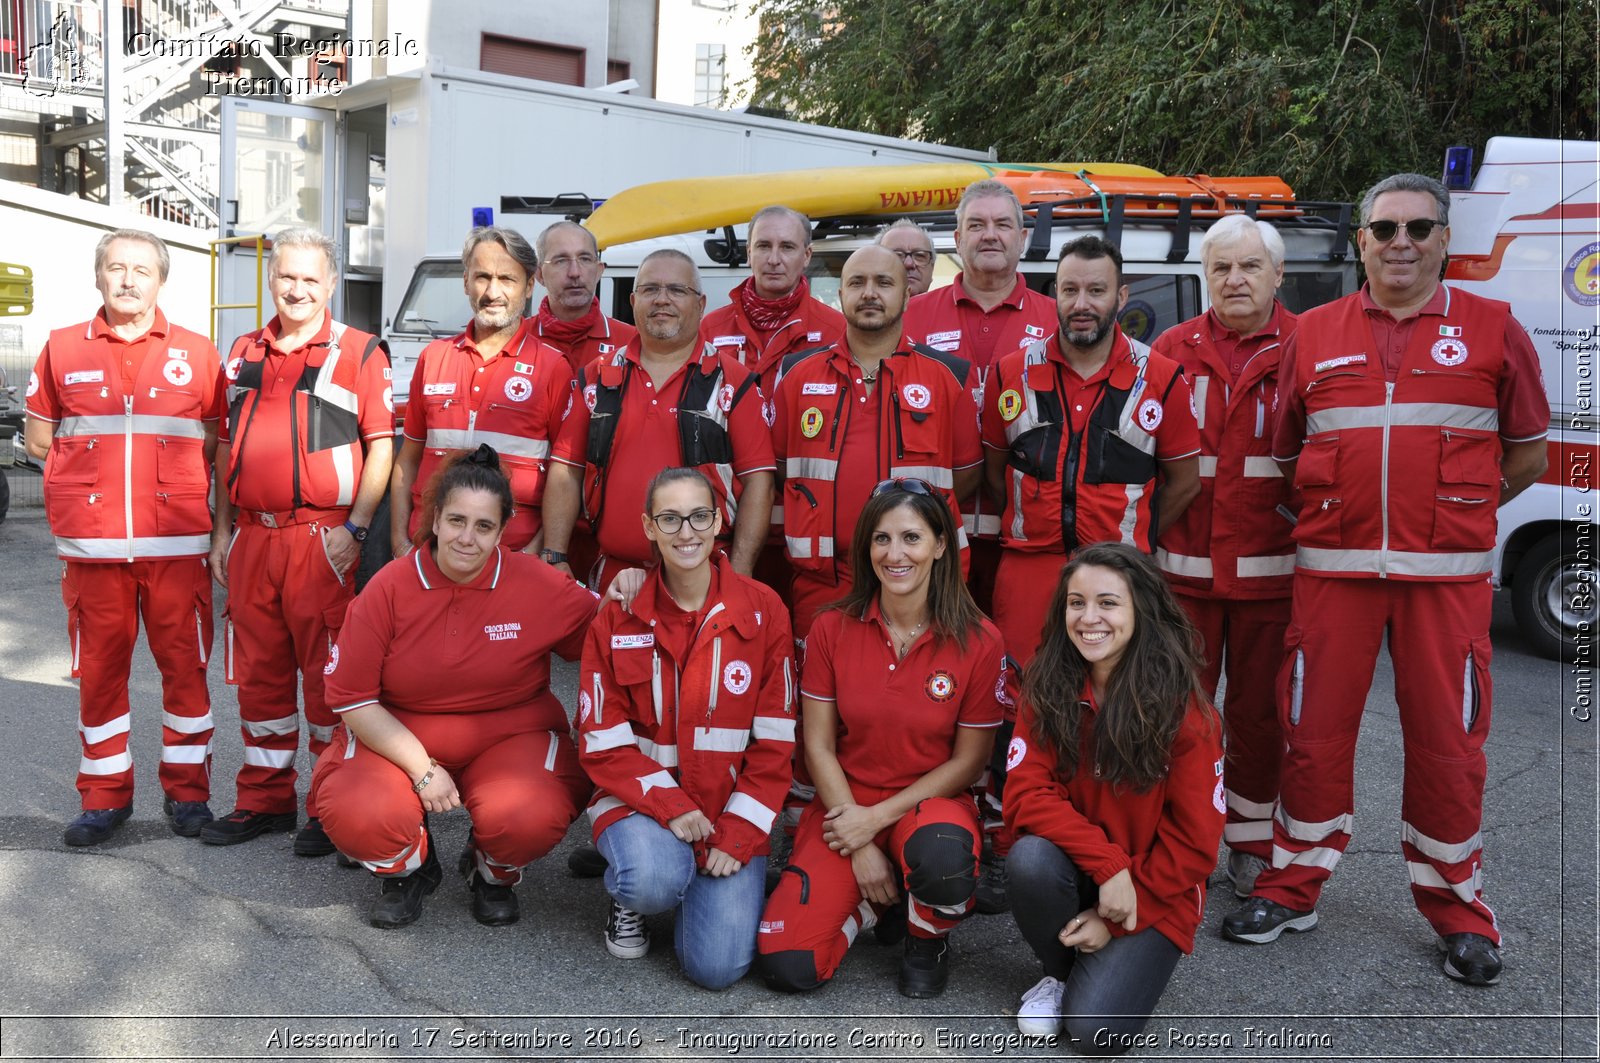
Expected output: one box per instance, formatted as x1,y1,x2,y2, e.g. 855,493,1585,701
758,479,1006,998
313,446,600,928
1004,543,1223,1051
577,467,795,989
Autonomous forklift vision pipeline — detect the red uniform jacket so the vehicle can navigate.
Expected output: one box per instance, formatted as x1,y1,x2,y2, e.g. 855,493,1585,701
1003,688,1225,953
700,287,846,400
578,555,796,865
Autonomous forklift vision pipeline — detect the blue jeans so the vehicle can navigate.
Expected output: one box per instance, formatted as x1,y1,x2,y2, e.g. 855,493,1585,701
597,813,767,990
1008,833,1182,1057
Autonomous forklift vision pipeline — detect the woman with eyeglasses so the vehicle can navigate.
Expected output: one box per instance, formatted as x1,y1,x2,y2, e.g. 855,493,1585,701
311,445,600,930
576,467,796,989
757,477,1007,999
1002,543,1223,1051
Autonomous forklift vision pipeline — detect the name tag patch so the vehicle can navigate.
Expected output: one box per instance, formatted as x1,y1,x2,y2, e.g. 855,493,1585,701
64,370,104,385
1314,354,1366,373
801,382,838,395
611,634,655,649
925,329,961,349
712,335,746,348
806,331,823,342
423,382,456,396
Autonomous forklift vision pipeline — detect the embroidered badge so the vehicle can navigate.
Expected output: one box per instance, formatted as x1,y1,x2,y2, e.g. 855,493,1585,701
925,671,956,702
1314,353,1367,373
998,388,1023,422
1431,338,1468,366
597,343,616,355
806,331,823,342
1024,324,1046,339
1212,776,1226,814
611,633,654,649
712,334,746,348
64,370,104,386
801,382,837,395
504,376,533,402
225,357,243,381
901,383,931,410
584,383,598,412
26,371,38,398
167,348,188,361
1438,325,1462,338
423,382,456,396
383,386,394,414
579,689,593,724
322,644,340,675
718,383,735,413
514,361,536,375
1137,397,1163,432
801,406,824,438
762,397,776,428
383,366,392,379
926,329,961,347
163,359,193,387
723,659,752,695
1006,735,1026,772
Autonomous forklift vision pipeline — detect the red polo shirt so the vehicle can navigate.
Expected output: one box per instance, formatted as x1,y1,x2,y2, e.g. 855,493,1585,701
903,273,1058,373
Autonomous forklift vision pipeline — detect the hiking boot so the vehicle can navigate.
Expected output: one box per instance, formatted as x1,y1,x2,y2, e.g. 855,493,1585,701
898,933,951,998
369,844,442,929
468,870,520,927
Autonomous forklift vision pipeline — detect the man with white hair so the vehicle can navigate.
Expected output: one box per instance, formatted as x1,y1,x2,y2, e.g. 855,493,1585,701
1150,213,1298,898
206,227,394,853
875,218,937,298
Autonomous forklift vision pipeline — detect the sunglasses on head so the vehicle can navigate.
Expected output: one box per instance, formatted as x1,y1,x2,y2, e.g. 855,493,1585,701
1364,218,1443,243
872,477,935,497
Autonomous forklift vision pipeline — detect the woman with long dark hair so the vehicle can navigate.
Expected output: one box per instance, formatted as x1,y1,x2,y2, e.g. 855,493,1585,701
1003,543,1224,1052
757,478,1007,999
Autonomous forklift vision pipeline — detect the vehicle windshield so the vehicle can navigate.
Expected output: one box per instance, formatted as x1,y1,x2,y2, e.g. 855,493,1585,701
392,260,470,339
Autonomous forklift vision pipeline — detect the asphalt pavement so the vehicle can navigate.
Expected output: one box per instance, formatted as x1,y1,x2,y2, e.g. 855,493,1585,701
0,474,1594,1063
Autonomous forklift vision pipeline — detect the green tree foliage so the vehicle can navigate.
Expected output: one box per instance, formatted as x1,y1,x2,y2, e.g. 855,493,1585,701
747,0,1596,201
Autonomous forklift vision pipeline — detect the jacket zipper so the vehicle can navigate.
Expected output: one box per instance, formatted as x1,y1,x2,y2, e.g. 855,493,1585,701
123,396,135,560
1379,381,1394,577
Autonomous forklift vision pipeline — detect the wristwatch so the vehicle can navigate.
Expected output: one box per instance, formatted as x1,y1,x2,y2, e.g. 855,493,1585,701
343,520,369,542
540,549,568,565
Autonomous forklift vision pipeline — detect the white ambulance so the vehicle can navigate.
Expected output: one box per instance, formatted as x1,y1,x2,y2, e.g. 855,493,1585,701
1445,137,1598,660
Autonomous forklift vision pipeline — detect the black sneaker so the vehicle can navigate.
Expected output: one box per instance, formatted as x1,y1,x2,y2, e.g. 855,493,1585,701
63,806,133,847
567,844,608,878
369,844,442,929
898,934,951,998
162,798,214,838
1440,932,1502,986
974,851,1010,914
293,816,337,857
467,870,520,926
1220,896,1319,944
199,808,297,846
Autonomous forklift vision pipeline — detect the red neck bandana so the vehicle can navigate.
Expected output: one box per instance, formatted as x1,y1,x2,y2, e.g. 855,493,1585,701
538,296,601,346
734,276,808,334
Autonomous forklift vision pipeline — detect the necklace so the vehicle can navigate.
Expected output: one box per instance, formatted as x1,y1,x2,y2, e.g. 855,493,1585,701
853,358,879,384
882,613,927,657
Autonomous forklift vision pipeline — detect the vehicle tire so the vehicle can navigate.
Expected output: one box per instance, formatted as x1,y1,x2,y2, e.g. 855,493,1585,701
356,494,393,592
0,470,10,523
1510,532,1595,662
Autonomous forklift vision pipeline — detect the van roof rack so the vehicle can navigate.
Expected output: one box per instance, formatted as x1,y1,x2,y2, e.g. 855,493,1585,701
500,194,596,220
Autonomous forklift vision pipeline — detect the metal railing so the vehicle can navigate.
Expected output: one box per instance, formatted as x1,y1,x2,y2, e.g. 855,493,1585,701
209,233,265,342
1,0,103,90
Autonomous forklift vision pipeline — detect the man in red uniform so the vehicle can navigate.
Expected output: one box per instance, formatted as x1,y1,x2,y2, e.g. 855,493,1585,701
1221,174,1549,988
903,180,1058,612
391,227,571,555
542,249,775,592
1150,214,1298,899
772,244,981,641
205,227,394,854
978,236,1201,911
532,221,637,377
876,219,937,298
25,229,224,845
699,205,846,400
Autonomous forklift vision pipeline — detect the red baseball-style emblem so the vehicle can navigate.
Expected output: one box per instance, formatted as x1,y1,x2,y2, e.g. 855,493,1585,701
925,671,957,702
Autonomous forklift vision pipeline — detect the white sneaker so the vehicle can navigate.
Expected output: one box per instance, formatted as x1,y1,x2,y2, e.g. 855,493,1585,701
604,900,650,959
1226,851,1269,898
1016,975,1065,1037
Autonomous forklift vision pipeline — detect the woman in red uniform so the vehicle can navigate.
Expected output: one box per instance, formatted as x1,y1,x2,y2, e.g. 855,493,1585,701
312,445,599,929
757,478,1007,998
1002,543,1224,1051
578,467,795,988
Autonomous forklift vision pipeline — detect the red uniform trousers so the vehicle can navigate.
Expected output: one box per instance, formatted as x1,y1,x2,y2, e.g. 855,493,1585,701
758,794,981,989
63,558,214,809
1175,591,1289,862
1254,575,1498,942
223,517,353,816
311,703,591,884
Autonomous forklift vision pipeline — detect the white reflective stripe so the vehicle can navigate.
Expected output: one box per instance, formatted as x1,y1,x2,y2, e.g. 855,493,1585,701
752,716,797,743
888,465,953,489
79,713,132,744
161,743,211,764
637,738,679,768
1462,652,1473,732
1155,549,1213,579
1276,807,1353,842
307,724,336,743
1407,860,1484,903
56,534,211,560
1117,483,1144,546
788,456,838,480
1270,842,1342,871
1296,547,1492,578
57,414,207,438
1196,455,1218,477
1402,822,1483,865
785,536,834,560
929,899,972,917
1243,456,1281,477
1192,376,1209,431
1225,792,1277,820
907,904,941,935
331,444,356,507
585,720,637,754
723,790,777,833
544,731,558,773
586,795,628,825
364,830,426,876
1008,469,1027,541
473,431,552,460
161,711,213,735
1224,822,1276,843
195,607,207,666
963,511,1002,537
242,746,296,768
79,751,133,776
1237,554,1296,578
693,727,750,753
244,714,300,738
1305,402,1499,435
770,502,784,526
636,769,679,794
426,428,473,449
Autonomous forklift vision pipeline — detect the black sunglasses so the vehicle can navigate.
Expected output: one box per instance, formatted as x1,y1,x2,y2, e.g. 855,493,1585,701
872,477,935,497
1364,218,1443,243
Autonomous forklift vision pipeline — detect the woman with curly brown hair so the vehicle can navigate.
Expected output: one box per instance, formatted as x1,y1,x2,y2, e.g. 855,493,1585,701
1002,543,1224,1053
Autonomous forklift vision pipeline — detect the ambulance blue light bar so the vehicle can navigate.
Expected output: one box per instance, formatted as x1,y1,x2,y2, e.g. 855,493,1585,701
472,207,494,228
1442,146,1474,191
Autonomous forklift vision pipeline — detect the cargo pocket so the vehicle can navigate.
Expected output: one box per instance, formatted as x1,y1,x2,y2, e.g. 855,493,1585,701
1291,436,1341,547
1433,429,1498,551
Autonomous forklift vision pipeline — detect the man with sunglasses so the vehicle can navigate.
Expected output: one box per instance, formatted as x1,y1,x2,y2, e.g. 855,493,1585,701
1222,174,1549,989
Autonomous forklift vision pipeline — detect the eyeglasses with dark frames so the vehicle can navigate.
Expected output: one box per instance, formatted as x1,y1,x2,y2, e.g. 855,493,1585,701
649,508,717,534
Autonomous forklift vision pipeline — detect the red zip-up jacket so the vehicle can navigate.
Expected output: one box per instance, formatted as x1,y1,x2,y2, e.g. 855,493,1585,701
1003,686,1224,952
578,554,796,865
